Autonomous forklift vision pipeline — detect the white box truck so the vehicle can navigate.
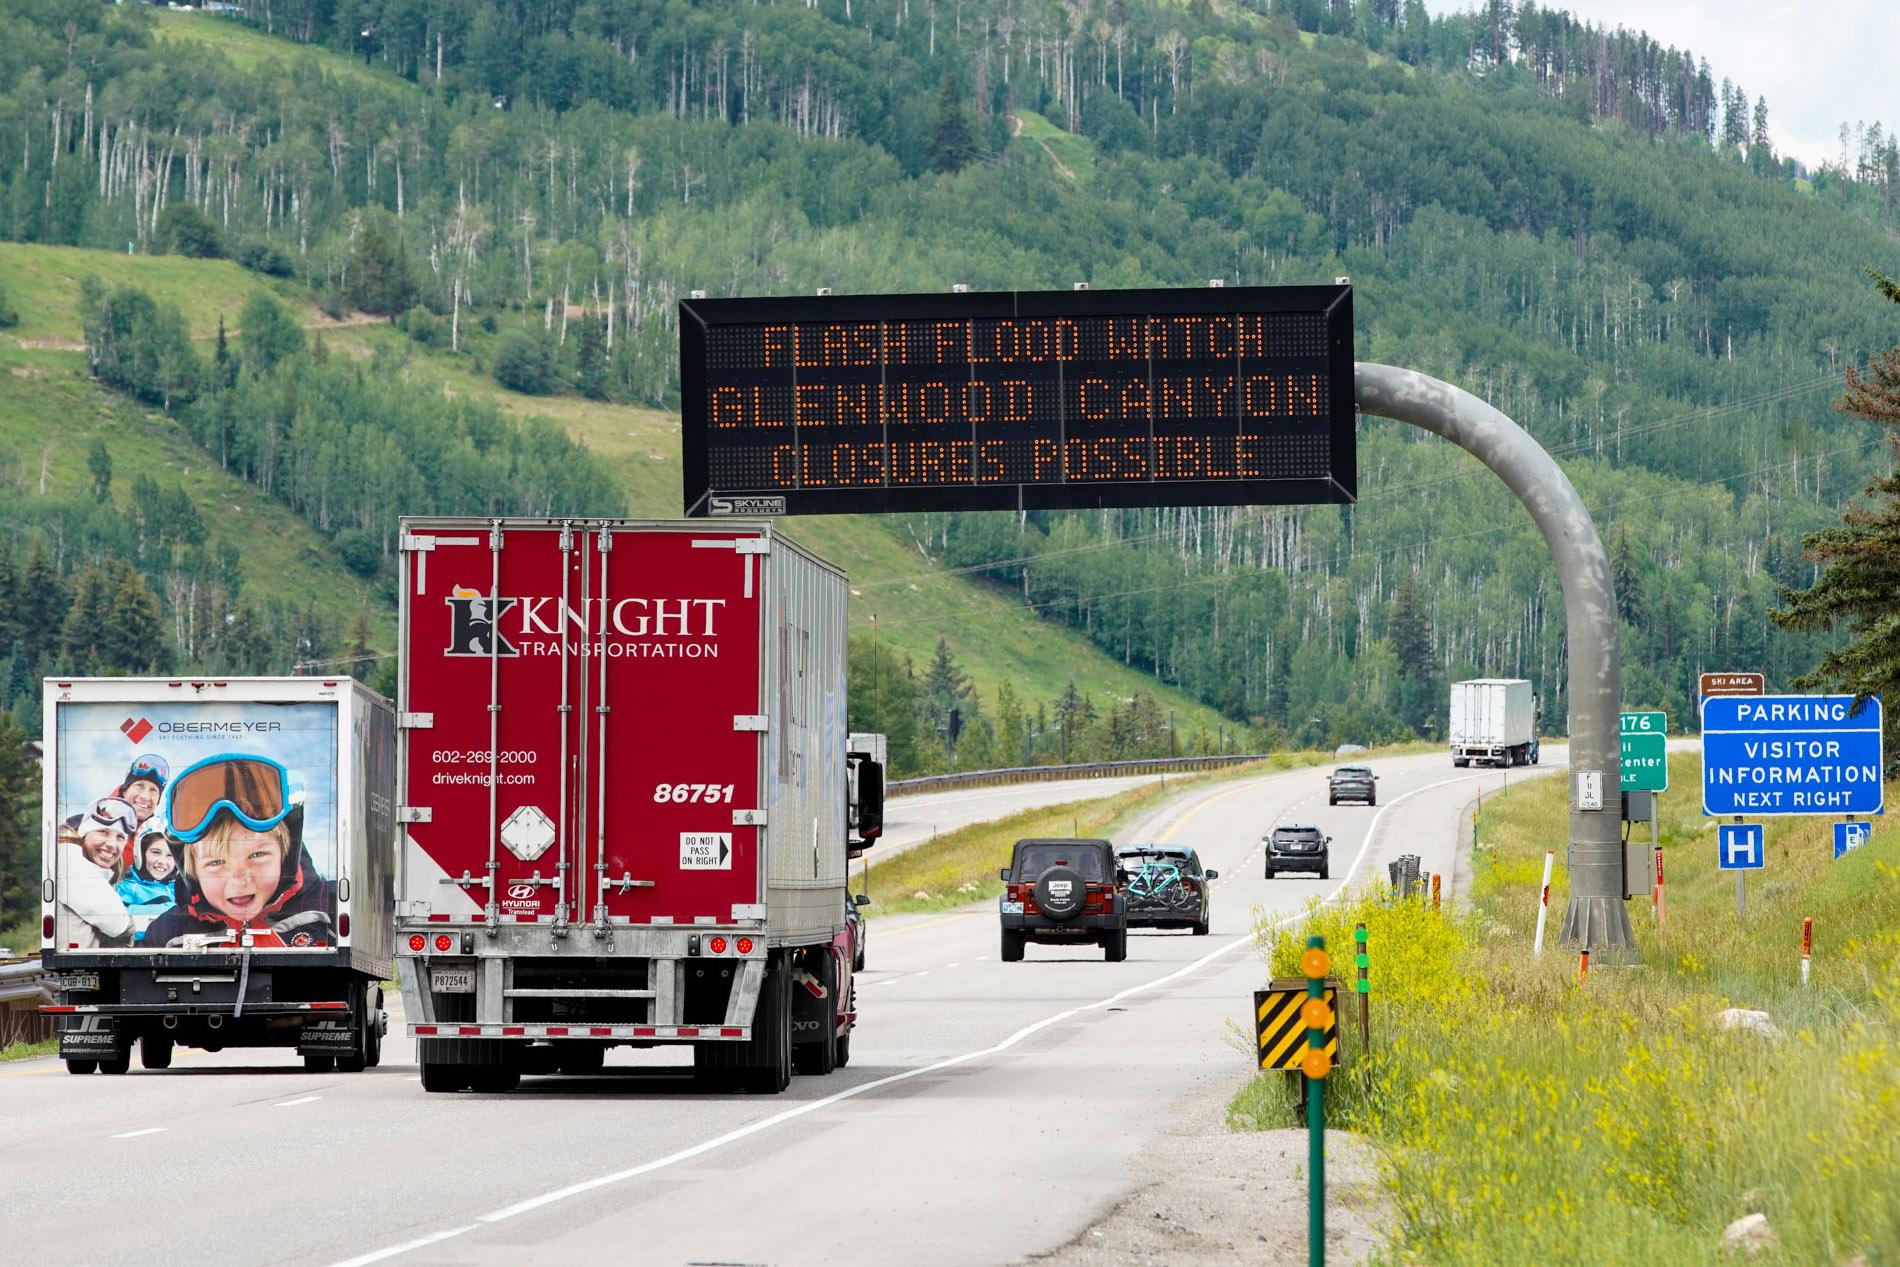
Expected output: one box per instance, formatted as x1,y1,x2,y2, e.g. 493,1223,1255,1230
393,518,882,1093
1449,679,1539,767
40,677,394,1074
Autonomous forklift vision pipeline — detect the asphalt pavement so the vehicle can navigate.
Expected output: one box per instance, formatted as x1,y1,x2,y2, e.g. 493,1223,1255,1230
2,747,1567,1266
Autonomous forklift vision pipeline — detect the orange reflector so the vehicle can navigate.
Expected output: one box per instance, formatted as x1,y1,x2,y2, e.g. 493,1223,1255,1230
1300,998,1335,1029
433,933,454,953
1301,1047,1332,1079
709,935,729,955
1300,948,1331,979
736,936,754,955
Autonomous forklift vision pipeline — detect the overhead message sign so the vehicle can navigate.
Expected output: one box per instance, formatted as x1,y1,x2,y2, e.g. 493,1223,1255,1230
1620,711,1668,792
1701,694,1884,817
679,285,1356,516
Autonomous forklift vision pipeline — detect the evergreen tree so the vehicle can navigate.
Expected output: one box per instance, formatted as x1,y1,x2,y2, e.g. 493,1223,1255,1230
18,543,66,666
58,563,113,674
1609,524,1645,625
0,539,18,656
0,709,40,932
88,438,112,502
994,679,1028,765
919,636,974,752
1773,272,1900,752
1388,573,1436,734
348,217,417,318
927,72,976,174
845,635,922,774
573,316,608,400
223,601,272,674
101,560,169,674
214,312,236,388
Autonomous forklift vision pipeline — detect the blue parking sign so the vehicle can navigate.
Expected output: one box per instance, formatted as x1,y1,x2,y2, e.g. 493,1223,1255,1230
1834,821,1873,859
1718,823,1764,870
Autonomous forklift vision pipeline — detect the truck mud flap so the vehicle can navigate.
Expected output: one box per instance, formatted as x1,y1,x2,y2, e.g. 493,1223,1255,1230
298,1015,360,1055
58,1014,120,1059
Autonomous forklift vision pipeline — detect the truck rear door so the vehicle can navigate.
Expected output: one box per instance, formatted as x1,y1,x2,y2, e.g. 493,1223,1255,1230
400,521,765,930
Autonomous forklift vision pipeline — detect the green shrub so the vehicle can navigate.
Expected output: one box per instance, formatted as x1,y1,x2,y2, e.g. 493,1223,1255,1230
492,331,555,395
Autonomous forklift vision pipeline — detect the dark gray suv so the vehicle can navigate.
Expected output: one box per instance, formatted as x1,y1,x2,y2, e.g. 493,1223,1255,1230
1264,824,1331,879
1328,765,1377,806
999,838,1128,962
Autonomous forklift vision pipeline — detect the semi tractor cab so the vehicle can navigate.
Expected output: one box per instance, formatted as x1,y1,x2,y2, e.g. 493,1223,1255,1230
393,519,880,1093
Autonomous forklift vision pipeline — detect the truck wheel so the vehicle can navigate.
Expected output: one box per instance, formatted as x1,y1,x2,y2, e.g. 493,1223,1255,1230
834,1031,851,1068
1000,928,1025,962
742,956,794,1094
1104,929,1128,962
303,1054,336,1072
139,1035,173,1070
467,1063,521,1093
419,1057,468,1093
99,1045,132,1076
363,991,384,1069
64,1059,97,1076
1453,758,1469,768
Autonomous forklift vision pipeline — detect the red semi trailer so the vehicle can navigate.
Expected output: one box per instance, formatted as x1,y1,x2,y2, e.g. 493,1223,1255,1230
394,519,881,1093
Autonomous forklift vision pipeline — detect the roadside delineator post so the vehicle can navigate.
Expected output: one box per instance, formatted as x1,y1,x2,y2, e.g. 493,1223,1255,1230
1533,850,1554,956
1801,917,1813,988
1653,848,1666,935
1577,946,1590,982
1300,935,1333,1267
1354,923,1370,1060
1431,873,1442,911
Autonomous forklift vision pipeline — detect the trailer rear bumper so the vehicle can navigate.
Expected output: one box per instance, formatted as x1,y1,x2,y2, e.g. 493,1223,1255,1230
410,1023,750,1041
43,1001,349,1017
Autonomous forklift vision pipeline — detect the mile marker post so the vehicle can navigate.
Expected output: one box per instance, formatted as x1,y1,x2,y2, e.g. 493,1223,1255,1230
1533,849,1554,956
1300,935,1333,1267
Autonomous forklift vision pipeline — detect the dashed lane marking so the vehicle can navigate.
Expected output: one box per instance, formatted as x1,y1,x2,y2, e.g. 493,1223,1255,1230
275,1095,322,1108
112,1127,166,1139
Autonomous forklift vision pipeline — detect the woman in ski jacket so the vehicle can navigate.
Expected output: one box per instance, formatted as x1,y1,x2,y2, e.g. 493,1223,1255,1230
56,797,136,949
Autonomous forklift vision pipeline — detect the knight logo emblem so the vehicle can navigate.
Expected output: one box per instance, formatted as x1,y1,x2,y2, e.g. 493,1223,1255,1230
445,585,518,657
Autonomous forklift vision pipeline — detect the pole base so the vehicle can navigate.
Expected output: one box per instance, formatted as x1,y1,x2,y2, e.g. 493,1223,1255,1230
1559,895,1635,953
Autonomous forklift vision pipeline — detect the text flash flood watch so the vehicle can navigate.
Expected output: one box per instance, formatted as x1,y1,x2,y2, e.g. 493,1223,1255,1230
680,285,1356,516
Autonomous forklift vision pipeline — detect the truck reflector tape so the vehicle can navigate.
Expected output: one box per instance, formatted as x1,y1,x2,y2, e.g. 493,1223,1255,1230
457,1025,481,1035
414,1025,437,1035
503,1026,525,1036
721,1027,745,1037
677,1027,700,1037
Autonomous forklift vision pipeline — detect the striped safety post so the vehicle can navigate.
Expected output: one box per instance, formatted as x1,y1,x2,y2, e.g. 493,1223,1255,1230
1300,936,1333,1267
1354,922,1370,1060
1533,849,1554,956
1654,847,1667,935
1801,917,1813,988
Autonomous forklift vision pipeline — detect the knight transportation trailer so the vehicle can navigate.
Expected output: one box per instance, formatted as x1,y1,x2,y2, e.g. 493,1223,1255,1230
1448,678,1540,767
40,676,394,1074
394,518,881,1093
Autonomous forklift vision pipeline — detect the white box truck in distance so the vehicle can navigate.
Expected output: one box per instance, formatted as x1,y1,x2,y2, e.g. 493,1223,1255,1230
41,677,394,1074
394,518,882,1094
1449,679,1539,767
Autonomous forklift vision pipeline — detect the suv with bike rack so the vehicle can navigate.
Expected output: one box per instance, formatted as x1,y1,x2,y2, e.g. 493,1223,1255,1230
1115,845,1217,935
998,838,1128,962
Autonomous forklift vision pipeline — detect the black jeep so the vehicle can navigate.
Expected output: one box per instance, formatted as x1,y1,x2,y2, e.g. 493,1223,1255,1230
999,838,1128,962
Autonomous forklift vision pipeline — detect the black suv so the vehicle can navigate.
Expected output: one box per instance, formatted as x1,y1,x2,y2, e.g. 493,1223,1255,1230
1264,824,1331,879
1328,765,1377,806
1115,845,1217,935
999,838,1128,962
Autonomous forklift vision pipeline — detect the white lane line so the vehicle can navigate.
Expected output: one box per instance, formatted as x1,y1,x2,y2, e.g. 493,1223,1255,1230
913,971,932,978
973,955,988,961
946,962,962,969
112,1127,166,1139
330,765,1503,1267
275,1095,323,1108
329,1225,479,1267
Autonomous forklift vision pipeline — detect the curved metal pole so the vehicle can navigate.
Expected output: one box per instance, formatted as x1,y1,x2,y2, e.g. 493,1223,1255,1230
1355,363,1631,952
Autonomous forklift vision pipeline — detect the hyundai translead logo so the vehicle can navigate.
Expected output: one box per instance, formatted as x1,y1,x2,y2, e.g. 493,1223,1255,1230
121,717,154,744
443,583,729,659
506,884,537,900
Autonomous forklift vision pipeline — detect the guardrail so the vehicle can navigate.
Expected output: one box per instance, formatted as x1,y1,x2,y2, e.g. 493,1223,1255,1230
0,955,54,1049
887,752,1273,798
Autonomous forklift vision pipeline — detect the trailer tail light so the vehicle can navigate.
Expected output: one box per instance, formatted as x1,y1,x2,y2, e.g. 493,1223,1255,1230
408,933,427,953
339,913,351,937
433,934,454,953
709,936,729,955
736,936,755,955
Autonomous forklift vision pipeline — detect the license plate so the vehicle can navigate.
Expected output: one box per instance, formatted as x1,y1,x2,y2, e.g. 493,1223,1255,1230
432,967,475,994
1001,901,1024,916
62,971,100,992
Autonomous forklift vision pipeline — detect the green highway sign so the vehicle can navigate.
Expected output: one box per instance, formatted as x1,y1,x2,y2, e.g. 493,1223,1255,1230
1620,711,1668,792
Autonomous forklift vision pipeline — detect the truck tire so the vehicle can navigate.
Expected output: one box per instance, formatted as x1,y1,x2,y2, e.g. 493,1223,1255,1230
99,1044,132,1076
303,1053,336,1072
64,1059,97,1075
140,1035,173,1070
557,1044,606,1075
834,1031,851,1068
1453,758,1469,768
335,983,373,1073
1103,928,1128,962
738,956,794,1094
1000,927,1025,962
419,1056,468,1093
364,989,384,1069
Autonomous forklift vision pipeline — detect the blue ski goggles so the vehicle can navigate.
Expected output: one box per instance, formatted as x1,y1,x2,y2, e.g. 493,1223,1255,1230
165,754,295,844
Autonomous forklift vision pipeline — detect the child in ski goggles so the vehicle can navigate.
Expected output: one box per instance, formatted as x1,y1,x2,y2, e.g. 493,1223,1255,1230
164,755,294,844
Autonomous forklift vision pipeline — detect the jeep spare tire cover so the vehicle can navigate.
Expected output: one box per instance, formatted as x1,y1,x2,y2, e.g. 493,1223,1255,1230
1034,867,1086,921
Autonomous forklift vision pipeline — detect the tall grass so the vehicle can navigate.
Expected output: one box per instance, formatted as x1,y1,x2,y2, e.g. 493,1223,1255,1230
1232,753,1900,1264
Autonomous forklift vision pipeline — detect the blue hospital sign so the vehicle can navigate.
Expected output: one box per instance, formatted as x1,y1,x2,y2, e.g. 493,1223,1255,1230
1700,694,1884,817
1718,823,1764,870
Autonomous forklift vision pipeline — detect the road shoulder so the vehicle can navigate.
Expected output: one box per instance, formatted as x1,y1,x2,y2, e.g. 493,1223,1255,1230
1024,1069,1389,1266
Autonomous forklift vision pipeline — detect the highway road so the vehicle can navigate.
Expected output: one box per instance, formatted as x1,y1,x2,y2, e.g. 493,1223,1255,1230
878,772,1169,860
2,747,1567,1266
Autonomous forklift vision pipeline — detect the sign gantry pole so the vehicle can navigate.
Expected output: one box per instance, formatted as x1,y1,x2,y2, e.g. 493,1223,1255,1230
1355,364,1630,952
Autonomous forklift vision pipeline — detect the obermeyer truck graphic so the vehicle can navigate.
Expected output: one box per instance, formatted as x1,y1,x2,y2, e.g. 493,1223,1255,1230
395,519,883,1093
41,677,395,1075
